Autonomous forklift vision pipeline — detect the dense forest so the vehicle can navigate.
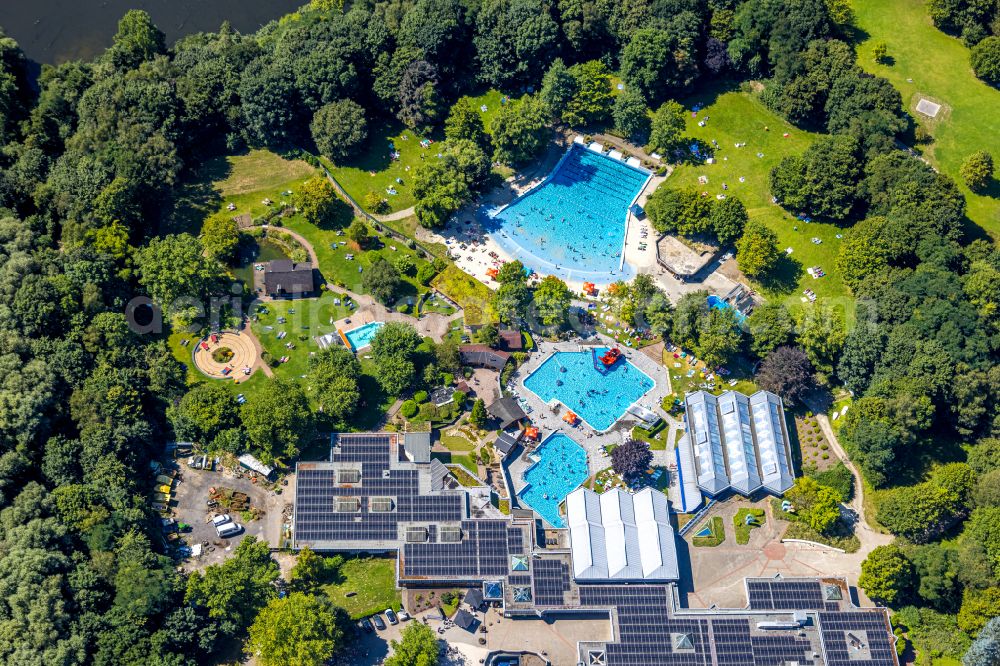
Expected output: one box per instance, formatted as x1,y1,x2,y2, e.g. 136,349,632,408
0,0,996,663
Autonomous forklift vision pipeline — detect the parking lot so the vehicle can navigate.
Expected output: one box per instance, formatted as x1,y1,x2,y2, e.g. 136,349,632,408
167,457,293,570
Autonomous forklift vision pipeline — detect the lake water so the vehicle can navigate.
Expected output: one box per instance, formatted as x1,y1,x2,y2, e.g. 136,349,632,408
0,0,303,65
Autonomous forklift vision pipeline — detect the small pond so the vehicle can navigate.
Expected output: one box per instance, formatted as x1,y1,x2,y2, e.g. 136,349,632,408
232,238,289,289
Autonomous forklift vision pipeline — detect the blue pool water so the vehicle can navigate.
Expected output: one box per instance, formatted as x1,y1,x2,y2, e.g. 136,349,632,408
344,321,384,351
518,433,589,527
481,146,650,282
707,295,747,323
523,349,655,431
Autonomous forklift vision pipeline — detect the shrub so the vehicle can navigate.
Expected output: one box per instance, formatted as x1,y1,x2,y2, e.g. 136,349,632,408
397,303,411,314
417,263,438,285
418,402,438,421
400,400,418,418
414,390,429,404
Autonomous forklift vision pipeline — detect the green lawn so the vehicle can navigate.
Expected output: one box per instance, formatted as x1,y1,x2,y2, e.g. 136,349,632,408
733,507,766,544
249,291,354,384
440,434,477,452
662,348,758,405
432,450,477,474
460,88,506,133
168,150,318,235
320,556,401,619
670,84,851,304
632,422,669,450
853,0,1000,240
279,216,432,301
323,124,430,214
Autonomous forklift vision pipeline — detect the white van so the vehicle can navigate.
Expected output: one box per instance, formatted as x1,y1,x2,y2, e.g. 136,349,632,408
217,522,242,538
212,514,231,527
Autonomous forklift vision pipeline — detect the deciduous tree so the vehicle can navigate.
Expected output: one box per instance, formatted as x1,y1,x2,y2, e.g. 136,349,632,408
735,220,779,277
647,100,686,154
611,439,653,480
240,380,315,462
613,88,650,140
246,592,344,666
363,257,402,304
755,346,814,405
960,151,994,192
310,99,368,163
859,544,915,606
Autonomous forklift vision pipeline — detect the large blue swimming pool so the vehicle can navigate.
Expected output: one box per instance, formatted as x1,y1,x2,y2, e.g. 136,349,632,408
518,433,589,528
482,146,650,282
523,349,655,431
343,321,383,351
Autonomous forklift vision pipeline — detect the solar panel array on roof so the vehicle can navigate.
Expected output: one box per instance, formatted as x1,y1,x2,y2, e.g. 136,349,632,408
532,559,572,606
747,580,825,610
578,586,710,665
402,520,510,579
294,433,466,548
820,612,898,666
507,527,524,554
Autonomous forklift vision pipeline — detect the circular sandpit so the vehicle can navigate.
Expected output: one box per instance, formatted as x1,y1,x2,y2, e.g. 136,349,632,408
193,332,259,381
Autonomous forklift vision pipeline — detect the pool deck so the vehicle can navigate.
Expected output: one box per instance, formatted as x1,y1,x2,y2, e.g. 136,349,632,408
505,335,674,495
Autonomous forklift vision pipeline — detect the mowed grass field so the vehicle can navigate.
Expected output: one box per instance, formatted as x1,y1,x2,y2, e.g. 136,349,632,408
669,85,851,304
320,556,402,619
852,0,1000,239
168,150,318,235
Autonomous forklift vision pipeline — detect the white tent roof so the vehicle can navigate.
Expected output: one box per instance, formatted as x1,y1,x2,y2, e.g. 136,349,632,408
566,487,679,581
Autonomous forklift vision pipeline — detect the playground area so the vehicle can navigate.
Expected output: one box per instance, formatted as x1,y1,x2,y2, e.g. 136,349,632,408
191,331,260,381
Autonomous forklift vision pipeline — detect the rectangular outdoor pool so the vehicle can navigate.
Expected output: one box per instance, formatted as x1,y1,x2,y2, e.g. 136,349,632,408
523,349,655,431
343,321,384,351
517,433,590,528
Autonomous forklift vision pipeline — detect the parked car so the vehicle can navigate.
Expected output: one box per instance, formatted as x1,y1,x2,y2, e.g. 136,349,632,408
212,514,231,527
371,614,386,630
216,522,242,538
357,618,373,633
398,609,411,621
385,608,398,625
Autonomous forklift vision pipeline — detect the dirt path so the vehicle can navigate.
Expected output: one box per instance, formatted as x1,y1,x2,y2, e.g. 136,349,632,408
375,207,416,222
813,413,889,548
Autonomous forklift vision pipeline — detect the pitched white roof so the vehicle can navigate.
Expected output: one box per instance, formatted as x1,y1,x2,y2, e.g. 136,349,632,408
566,487,679,581
750,391,795,494
679,389,795,499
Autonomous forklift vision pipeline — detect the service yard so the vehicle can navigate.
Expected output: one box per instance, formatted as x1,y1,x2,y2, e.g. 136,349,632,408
168,458,293,570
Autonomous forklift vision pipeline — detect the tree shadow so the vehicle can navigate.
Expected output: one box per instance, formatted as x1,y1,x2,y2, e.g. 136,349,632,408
757,254,802,295
163,154,235,235
957,213,993,244
334,121,409,174
978,177,1000,200
676,76,742,111
316,197,356,231
840,23,872,46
